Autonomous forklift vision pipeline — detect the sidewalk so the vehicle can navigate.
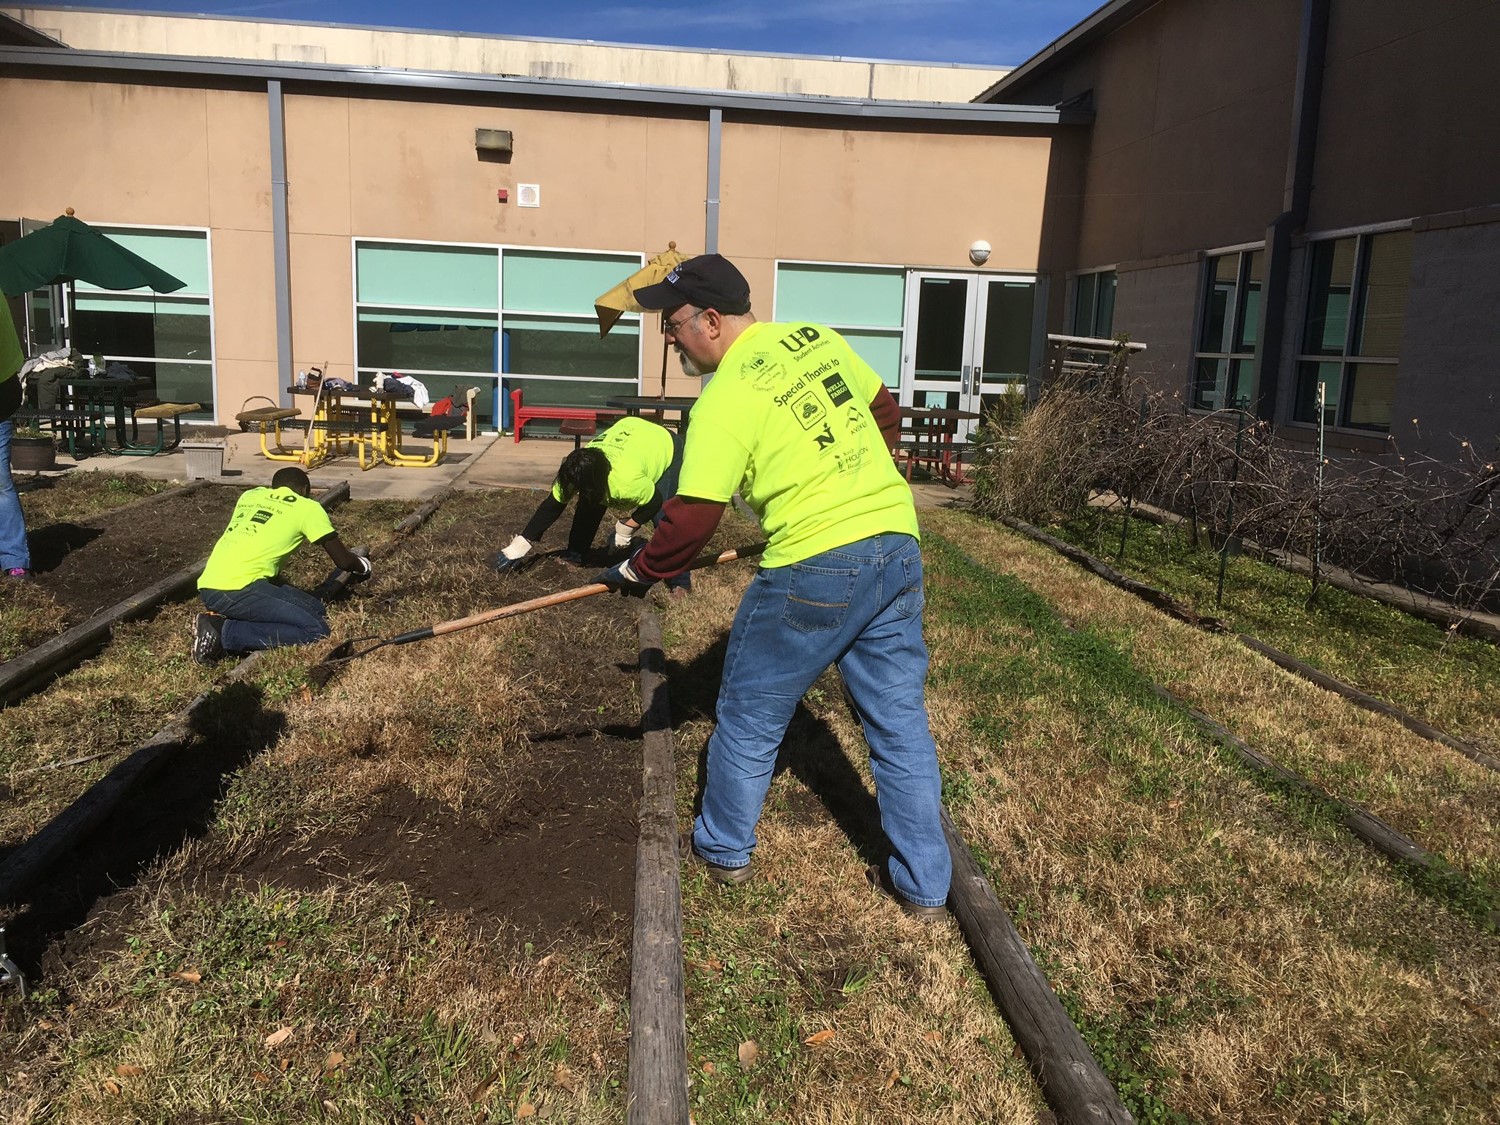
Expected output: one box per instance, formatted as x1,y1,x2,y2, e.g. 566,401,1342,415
47,429,972,509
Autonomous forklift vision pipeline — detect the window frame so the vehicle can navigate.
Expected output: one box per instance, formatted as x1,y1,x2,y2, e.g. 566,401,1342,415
1290,225,1411,434
1190,244,1264,415
772,258,907,387
1067,266,1117,339
350,238,646,432
70,223,216,418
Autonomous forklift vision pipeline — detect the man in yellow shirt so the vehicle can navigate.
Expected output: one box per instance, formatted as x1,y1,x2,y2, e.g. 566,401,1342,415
493,416,690,593
193,466,370,663
598,253,950,919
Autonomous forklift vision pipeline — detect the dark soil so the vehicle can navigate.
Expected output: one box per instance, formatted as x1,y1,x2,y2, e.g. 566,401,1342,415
24,483,242,623
11,489,651,981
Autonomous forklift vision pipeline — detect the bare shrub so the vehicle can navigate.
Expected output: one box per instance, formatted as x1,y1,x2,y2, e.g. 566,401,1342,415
971,375,1500,613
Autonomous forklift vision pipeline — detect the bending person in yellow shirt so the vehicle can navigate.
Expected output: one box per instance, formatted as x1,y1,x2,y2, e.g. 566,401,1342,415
494,415,690,593
193,466,370,663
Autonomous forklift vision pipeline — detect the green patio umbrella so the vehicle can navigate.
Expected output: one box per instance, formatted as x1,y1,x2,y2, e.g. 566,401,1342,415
0,210,186,297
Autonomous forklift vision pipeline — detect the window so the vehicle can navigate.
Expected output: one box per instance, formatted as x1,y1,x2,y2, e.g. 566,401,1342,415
353,242,642,431
1070,269,1116,338
71,228,214,416
1191,249,1263,413
1293,229,1411,432
773,263,905,387
501,250,641,411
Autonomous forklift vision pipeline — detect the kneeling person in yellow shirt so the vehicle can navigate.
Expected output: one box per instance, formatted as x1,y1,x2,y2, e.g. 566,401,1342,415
193,466,370,663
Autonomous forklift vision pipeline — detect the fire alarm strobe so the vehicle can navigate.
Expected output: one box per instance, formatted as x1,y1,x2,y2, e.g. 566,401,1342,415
517,184,541,208
497,188,509,203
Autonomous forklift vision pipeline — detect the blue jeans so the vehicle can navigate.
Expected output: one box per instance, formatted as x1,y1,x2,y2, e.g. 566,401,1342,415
201,579,329,653
0,419,32,572
692,532,951,907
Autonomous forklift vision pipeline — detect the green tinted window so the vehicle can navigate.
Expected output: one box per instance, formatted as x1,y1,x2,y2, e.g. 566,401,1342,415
356,243,499,308
503,251,642,315
774,264,905,328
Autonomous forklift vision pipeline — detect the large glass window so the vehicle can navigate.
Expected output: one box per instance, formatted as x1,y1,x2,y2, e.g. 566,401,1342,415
1191,248,1263,413
1070,269,1116,338
774,263,905,387
354,242,642,432
1293,229,1411,431
71,228,214,416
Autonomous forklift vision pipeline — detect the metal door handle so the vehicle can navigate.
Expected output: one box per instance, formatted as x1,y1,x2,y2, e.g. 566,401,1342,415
962,365,972,394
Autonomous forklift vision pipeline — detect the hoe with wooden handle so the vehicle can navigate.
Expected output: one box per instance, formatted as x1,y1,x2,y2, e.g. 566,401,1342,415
310,542,765,685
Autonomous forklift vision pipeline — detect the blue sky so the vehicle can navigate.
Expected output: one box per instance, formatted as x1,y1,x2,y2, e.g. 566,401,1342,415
75,1,1104,67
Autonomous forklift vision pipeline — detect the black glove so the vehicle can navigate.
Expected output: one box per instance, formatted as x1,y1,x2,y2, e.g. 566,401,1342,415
347,554,373,583
594,555,654,599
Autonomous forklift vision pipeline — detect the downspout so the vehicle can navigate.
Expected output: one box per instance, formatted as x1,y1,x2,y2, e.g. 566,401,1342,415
268,79,294,408
705,107,722,254
1251,0,1330,425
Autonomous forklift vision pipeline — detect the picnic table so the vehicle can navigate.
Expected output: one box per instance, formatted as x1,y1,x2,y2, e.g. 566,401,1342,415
280,384,445,470
897,406,979,487
606,395,697,437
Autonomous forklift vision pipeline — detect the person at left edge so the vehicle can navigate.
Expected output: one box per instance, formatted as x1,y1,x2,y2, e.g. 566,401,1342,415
192,466,370,663
0,297,32,579
493,415,691,593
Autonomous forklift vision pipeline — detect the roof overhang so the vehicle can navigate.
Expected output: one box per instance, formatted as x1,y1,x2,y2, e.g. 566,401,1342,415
0,12,65,47
975,0,1156,103
0,45,1093,127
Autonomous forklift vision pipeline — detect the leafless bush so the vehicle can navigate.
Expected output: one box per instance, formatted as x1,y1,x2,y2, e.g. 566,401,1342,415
971,375,1500,613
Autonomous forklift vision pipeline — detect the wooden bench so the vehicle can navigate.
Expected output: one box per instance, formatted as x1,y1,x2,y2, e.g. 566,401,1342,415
236,404,303,461
509,388,621,443
120,401,199,456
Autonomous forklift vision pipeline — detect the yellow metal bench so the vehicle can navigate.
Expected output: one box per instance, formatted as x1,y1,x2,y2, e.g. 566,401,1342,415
121,401,200,456
236,404,304,461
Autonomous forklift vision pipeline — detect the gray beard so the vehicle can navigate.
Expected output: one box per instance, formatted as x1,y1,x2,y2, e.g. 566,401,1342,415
677,350,705,379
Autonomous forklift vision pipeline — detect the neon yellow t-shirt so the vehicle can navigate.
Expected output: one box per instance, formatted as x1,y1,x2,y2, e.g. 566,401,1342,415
678,322,918,568
550,416,674,510
198,486,335,591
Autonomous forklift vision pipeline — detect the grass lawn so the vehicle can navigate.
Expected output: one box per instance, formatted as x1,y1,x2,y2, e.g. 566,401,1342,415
2,477,1496,1123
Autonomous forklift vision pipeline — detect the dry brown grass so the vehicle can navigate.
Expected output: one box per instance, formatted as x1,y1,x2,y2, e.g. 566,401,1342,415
662,528,1047,1124
917,517,1500,1121
922,508,1500,885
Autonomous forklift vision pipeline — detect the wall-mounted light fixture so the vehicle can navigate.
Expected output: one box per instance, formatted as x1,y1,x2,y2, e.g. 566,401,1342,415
968,239,992,266
475,128,513,158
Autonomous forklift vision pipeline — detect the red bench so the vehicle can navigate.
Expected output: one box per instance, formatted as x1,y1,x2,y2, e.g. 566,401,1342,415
509,388,622,443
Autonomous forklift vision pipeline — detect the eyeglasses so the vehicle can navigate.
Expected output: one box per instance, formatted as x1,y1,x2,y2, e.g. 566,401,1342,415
662,308,706,335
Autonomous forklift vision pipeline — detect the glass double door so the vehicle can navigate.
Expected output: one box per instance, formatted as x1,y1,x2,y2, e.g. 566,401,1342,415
900,271,1037,440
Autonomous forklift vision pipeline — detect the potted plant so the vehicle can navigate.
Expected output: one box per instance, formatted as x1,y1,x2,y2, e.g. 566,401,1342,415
9,425,56,472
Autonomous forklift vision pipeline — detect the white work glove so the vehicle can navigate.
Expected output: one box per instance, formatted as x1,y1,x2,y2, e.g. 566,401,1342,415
348,555,373,582
495,534,532,573
613,520,636,549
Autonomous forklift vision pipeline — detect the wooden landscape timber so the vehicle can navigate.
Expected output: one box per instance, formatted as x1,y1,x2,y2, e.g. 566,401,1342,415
941,808,1134,1123
998,515,1500,775
0,481,351,707
627,609,690,1125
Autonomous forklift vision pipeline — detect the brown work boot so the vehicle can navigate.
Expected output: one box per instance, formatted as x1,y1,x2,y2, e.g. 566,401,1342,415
867,863,947,921
679,832,752,886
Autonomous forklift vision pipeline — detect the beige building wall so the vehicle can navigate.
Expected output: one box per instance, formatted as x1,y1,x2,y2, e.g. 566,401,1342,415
1,7,1008,103
0,69,1055,417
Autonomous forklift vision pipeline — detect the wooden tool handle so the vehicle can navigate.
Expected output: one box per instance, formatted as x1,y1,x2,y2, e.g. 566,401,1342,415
416,543,765,642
